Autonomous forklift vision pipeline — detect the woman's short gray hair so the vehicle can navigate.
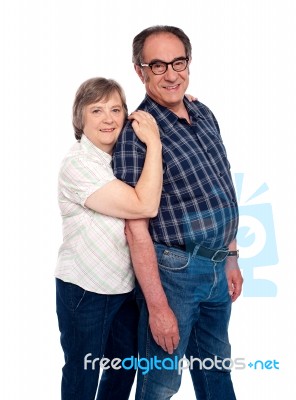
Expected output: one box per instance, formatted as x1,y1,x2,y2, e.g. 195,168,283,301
72,77,128,140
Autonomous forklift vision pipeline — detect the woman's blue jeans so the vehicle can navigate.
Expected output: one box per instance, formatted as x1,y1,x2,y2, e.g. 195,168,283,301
135,243,236,400
56,278,139,400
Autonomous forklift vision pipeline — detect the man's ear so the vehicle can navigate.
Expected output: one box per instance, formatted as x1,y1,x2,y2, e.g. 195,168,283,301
134,64,145,83
187,57,192,75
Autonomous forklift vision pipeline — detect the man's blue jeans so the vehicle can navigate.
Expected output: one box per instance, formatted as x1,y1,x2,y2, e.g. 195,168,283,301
56,278,139,400
135,243,236,400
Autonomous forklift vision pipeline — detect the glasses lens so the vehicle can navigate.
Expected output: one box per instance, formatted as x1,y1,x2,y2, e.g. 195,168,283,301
172,59,188,72
151,62,167,75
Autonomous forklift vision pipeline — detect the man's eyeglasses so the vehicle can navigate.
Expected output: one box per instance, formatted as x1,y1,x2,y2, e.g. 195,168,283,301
140,57,189,75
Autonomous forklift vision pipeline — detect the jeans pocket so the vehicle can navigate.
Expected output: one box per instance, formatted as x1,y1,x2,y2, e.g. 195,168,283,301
69,283,86,312
57,279,86,312
157,247,190,271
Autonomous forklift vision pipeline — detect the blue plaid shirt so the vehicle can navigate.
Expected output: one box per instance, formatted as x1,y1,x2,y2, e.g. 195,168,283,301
113,95,238,249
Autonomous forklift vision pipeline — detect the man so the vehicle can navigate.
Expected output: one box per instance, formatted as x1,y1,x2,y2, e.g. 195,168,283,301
113,25,243,399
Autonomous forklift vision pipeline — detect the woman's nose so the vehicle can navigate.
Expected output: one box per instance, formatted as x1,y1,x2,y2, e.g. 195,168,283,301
102,112,113,123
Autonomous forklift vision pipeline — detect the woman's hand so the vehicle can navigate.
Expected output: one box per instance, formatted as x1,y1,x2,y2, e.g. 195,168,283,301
128,110,160,145
185,94,198,102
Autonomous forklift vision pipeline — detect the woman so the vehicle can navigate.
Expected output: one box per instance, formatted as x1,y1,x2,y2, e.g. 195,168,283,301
55,77,162,400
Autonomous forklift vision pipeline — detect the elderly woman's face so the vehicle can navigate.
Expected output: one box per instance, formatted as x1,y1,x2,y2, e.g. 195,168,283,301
82,91,126,154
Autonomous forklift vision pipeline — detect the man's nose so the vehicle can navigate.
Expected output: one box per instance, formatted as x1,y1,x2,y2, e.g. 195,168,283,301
164,64,179,79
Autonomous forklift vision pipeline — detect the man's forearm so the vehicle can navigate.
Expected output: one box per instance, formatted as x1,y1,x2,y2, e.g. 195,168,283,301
125,219,180,353
228,239,238,252
125,219,168,310
226,238,243,301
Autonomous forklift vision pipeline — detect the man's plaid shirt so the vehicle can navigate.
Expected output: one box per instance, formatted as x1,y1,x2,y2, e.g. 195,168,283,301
113,96,239,250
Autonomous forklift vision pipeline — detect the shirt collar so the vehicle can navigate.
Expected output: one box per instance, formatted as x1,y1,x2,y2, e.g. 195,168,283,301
80,134,112,164
141,94,204,129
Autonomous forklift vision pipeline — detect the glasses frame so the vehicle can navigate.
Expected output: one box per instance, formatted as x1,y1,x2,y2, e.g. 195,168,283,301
140,57,189,75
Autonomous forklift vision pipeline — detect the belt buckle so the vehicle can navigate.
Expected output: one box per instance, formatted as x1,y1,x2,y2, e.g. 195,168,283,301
211,249,229,262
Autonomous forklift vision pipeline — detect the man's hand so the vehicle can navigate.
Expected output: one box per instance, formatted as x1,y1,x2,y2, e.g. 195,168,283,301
148,304,180,354
225,258,243,302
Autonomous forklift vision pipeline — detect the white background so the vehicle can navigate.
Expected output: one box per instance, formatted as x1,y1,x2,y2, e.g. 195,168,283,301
1,0,295,399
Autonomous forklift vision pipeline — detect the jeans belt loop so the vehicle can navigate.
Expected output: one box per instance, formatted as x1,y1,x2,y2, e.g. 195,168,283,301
192,244,200,257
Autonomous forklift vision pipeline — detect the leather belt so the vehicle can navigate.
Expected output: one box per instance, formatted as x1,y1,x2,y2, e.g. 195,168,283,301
177,244,229,262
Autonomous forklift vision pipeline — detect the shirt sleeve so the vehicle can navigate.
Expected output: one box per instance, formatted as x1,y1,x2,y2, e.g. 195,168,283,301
112,122,147,187
59,155,116,207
